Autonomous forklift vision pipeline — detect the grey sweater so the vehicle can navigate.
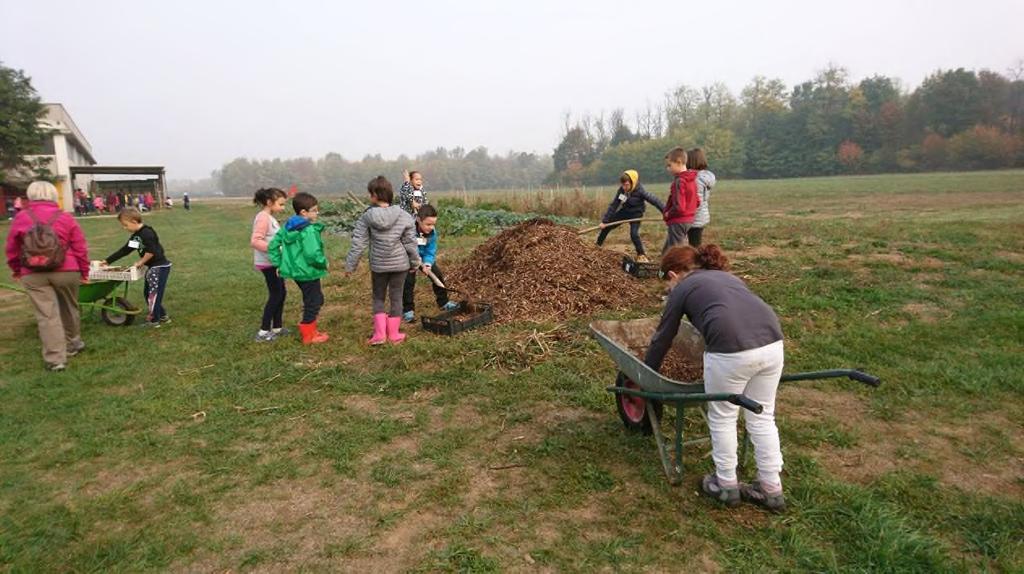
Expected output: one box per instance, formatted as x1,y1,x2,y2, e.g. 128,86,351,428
645,269,782,369
692,170,716,228
345,205,421,273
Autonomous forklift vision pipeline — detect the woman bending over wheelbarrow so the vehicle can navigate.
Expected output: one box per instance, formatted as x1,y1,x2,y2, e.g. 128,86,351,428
645,244,787,512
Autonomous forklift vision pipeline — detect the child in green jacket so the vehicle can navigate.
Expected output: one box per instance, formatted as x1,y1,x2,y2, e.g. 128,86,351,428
268,192,329,344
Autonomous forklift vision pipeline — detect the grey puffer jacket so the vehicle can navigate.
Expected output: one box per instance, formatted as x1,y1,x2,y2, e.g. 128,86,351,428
345,205,421,273
692,170,717,228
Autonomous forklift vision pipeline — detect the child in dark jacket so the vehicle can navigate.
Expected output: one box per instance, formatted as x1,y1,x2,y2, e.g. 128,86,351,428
661,147,699,254
268,192,329,344
398,169,428,216
101,208,172,327
401,204,459,323
596,170,664,262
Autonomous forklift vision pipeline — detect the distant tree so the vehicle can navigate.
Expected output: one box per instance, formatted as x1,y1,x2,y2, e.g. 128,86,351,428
836,140,865,173
917,68,983,137
0,62,47,182
947,125,1019,169
553,126,596,172
920,133,948,169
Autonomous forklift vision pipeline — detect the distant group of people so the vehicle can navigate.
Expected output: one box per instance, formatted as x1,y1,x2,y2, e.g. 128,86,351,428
72,189,156,216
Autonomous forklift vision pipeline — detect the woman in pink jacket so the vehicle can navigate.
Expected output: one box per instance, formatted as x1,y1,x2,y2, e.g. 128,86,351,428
5,181,91,371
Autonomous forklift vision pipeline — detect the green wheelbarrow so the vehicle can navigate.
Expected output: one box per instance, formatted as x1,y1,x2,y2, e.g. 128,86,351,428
2,277,142,327
590,318,881,485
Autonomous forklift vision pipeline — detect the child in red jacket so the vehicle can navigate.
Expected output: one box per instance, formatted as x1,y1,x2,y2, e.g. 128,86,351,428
661,147,699,254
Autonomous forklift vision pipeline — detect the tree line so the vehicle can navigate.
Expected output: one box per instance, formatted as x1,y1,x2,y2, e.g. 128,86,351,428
551,64,1024,185
214,148,552,196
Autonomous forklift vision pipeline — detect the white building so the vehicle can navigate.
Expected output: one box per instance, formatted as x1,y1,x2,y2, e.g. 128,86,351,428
24,103,97,211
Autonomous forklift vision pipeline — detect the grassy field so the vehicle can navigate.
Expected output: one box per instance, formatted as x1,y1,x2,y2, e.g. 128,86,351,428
1,170,1022,572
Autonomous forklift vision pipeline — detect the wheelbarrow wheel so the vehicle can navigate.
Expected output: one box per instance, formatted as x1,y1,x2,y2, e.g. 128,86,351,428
615,372,663,435
101,297,137,326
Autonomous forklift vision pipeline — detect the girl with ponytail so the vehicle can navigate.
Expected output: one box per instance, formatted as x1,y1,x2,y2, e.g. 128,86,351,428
251,187,289,341
646,244,788,512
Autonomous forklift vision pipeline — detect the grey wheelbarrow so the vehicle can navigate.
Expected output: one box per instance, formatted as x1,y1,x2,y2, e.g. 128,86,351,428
590,318,881,485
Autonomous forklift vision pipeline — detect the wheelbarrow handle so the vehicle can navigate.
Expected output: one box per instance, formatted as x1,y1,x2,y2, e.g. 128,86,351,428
779,369,882,388
729,394,764,414
847,370,882,387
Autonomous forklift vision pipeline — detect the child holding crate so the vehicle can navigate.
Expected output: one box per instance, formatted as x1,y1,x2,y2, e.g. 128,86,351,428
101,208,172,328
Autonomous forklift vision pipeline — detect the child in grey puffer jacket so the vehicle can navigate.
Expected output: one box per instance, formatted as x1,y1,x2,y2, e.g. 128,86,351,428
345,176,422,345
687,148,717,247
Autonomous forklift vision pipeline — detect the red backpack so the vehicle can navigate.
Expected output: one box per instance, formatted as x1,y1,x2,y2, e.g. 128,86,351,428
20,209,67,271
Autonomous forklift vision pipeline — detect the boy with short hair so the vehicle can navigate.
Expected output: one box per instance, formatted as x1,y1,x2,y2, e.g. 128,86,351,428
402,204,459,323
102,207,172,327
399,169,428,216
268,192,329,344
661,147,699,254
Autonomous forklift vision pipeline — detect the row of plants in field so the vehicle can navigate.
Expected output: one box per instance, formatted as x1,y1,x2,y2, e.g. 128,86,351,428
319,198,589,237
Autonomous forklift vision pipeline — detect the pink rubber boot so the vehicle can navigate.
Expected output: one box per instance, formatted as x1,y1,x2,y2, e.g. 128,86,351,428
386,315,406,344
367,313,387,345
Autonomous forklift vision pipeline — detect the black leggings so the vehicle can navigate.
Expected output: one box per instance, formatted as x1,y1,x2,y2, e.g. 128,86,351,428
295,279,323,324
403,264,450,313
596,221,645,255
259,267,287,330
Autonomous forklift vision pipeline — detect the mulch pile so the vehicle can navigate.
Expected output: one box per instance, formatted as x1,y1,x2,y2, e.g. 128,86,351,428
446,218,648,323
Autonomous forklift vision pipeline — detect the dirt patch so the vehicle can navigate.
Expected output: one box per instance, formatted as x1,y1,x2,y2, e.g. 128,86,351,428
994,250,1024,264
900,302,951,324
447,219,649,323
781,387,1024,498
732,245,778,260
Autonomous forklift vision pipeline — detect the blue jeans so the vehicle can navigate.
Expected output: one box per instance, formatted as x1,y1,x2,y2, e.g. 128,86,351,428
144,264,171,322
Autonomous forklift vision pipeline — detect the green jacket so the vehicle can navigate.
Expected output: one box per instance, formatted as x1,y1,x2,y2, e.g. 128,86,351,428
267,217,328,281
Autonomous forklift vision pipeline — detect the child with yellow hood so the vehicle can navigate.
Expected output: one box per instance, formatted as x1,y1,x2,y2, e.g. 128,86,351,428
596,170,665,262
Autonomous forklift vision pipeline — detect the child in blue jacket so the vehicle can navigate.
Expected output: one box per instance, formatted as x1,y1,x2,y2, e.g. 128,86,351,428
402,204,459,322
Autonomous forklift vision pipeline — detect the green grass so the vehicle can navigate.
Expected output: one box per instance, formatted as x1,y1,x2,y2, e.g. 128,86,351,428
1,170,1023,572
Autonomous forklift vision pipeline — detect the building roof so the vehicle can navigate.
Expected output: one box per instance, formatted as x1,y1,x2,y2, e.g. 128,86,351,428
70,166,165,176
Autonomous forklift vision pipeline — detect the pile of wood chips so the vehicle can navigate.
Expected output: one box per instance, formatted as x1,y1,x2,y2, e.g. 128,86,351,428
447,219,648,323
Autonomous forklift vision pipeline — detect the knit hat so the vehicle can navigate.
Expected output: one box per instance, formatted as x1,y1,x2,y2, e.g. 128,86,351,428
621,170,639,190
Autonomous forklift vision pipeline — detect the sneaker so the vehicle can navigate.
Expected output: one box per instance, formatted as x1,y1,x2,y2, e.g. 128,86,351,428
140,321,162,329
273,327,292,337
403,310,415,323
700,474,740,508
740,481,787,513
636,254,651,263
67,341,86,357
254,331,277,342
441,301,459,312
46,363,67,372
159,316,172,324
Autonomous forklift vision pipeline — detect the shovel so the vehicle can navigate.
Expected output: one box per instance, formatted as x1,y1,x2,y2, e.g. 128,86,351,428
577,217,663,235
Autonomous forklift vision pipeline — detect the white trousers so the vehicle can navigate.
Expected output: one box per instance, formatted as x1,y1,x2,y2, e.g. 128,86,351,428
704,340,785,487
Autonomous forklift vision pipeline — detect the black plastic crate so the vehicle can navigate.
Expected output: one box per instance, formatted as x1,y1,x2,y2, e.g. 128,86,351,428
421,301,495,336
621,255,660,279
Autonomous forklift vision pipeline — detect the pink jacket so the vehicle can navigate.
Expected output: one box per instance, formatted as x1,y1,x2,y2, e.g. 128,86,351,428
5,201,90,280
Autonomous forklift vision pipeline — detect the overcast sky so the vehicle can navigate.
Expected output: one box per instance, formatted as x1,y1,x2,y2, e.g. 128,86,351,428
2,0,1021,179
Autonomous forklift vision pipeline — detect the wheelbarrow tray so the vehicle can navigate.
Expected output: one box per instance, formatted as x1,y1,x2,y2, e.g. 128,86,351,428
79,280,122,302
590,318,706,393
